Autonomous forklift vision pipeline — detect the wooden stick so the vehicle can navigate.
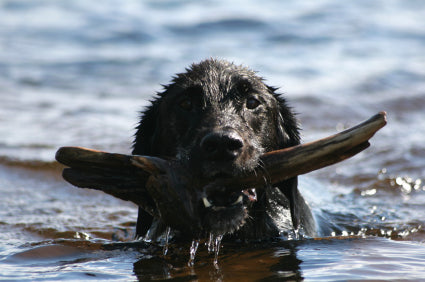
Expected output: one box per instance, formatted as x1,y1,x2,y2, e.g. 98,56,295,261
56,112,387,204
206,111,387,192
55,148,167,216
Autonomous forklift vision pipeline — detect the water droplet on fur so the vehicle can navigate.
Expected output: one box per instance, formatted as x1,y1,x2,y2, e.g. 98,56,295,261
207,233,214,253
188,240,199,267
293,228,300,240
163,227,171,256
213,234,223,265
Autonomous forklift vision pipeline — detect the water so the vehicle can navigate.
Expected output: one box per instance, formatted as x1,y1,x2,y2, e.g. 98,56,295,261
188,239,200,267
1,0,425,280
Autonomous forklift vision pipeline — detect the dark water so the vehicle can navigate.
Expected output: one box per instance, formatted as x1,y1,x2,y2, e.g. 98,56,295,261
1,0,425,280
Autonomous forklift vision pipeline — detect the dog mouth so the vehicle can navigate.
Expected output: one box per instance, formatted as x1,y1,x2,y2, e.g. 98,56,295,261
200,186,257,235
190,159,261,235
202,188,257,208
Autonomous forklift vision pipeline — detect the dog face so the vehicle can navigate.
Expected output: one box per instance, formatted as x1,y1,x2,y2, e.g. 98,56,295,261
133,59,300,237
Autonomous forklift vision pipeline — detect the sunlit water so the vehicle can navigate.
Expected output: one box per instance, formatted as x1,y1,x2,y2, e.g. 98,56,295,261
1,0,425,280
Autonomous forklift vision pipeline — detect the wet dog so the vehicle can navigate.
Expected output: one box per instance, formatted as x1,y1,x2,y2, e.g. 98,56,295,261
132,59,315,241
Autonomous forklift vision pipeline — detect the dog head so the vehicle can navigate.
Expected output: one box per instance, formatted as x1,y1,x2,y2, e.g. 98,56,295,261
133,59,300,237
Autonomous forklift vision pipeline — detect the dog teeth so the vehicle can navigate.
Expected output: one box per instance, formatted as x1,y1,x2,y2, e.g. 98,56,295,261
231,195,243,205
202,197,213,208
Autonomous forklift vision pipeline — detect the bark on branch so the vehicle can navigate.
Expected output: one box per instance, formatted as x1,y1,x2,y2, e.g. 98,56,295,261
56,112,387,205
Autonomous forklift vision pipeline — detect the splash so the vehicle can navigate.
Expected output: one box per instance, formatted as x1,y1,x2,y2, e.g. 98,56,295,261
188,240,200,267
213,235,223,266
207,233,223,265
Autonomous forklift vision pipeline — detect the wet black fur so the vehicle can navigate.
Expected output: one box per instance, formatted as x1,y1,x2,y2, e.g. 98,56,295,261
133,59,315,240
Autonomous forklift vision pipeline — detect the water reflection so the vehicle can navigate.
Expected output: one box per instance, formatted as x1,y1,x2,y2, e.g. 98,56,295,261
133,241,302,281
3,235,425,280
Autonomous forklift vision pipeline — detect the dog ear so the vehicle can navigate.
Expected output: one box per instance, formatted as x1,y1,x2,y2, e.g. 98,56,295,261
269,86,309,232
132,97,162,239
269,87,300,148
132,98,162,156
280,177,316,235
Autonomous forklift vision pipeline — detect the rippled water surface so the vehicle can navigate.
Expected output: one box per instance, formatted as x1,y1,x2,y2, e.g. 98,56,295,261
1,0,425,280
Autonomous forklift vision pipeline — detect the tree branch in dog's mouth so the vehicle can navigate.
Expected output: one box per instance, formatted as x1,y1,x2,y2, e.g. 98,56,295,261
204,111,387,194
55,112,387,235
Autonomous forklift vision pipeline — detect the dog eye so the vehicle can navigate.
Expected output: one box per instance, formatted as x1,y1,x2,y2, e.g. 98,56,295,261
246,97,260,109
179,98,193,111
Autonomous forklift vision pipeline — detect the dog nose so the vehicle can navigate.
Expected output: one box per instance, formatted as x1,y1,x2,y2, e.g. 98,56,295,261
200,130,244,160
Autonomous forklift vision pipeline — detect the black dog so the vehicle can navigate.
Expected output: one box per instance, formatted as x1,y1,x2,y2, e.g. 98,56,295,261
132,59,315,241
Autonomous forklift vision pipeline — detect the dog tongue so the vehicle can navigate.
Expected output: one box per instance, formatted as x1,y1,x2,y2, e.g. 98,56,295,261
242,189,257,202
